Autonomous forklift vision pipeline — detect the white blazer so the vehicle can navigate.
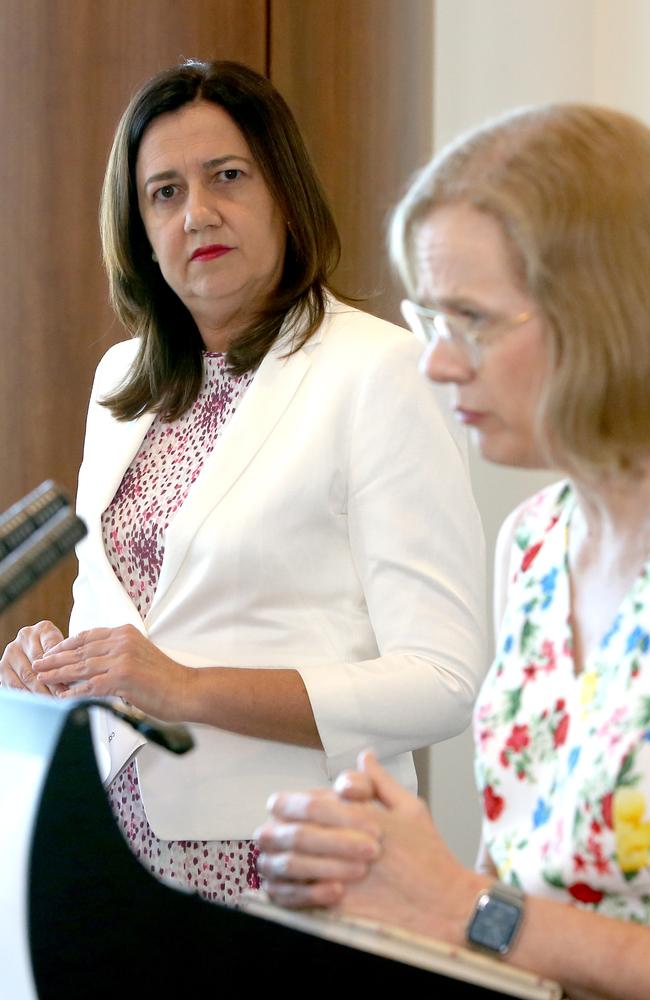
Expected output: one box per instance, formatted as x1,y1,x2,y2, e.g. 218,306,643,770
70,300,486,838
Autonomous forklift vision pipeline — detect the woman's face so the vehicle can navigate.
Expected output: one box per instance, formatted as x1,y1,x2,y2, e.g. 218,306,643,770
136,100,287,345
415,203,551,469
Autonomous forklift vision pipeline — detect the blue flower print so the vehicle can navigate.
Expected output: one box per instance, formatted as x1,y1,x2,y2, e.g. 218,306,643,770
503,635,513,653
567,746,581,773
533,797,551,829
540,567,558,610
601,613,622,649
625,625,650,655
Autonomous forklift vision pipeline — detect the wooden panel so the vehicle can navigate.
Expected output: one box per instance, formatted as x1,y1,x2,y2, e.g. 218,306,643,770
0,0,267,646
270,0,433,324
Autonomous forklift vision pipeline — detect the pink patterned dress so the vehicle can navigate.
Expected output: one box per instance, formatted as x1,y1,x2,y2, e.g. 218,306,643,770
102,353,260,903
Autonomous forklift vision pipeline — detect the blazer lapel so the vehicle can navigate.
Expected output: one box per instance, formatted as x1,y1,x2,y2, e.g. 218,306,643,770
86,410,157,522
77,408,157,628
149,340,313,615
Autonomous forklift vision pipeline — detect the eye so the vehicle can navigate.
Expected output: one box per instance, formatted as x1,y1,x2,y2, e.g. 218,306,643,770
216,168,243,183
153,184,178,202
455,307,487,329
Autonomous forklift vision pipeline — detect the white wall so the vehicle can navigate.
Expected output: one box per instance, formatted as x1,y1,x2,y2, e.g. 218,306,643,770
428,0,650,866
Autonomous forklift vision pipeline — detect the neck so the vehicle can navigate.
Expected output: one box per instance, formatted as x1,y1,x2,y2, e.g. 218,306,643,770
570,457,650,552
191,295,263,353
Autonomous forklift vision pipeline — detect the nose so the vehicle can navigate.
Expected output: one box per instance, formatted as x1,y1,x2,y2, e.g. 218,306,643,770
183,184,223,234
421,337,474,385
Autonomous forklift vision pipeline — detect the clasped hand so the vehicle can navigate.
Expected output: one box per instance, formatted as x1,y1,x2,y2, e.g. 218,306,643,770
256,750,486,943
1,621,188,721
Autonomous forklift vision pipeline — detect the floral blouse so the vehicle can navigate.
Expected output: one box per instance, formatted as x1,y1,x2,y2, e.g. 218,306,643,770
474,481,650,922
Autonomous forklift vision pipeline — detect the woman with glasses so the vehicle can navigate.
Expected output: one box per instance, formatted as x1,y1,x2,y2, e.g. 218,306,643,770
257,103,650,997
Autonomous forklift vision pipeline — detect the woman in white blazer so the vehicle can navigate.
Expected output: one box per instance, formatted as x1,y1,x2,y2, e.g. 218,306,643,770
0,61,485,902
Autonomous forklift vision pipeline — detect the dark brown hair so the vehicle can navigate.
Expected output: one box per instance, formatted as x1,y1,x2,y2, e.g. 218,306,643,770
100,60,341,420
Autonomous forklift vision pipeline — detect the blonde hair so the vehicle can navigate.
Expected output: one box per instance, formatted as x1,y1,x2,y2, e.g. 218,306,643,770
391,104,650,477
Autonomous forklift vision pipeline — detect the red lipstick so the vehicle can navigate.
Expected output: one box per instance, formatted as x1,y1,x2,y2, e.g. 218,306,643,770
190,244,233,262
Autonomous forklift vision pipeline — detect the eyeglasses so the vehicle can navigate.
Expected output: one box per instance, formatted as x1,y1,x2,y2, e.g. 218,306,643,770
400,298,533,369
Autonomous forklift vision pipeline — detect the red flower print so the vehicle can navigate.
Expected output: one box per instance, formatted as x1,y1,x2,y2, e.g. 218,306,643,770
541,639,557,671
573,853,586,871
601,792,613,830
590,819,601,835
521,541,543,572
555,699,565,711
517,770,526,781
587,836,604,862
553,713,570,747
506,724,530,752
483,785,505,821
499,749,510,768
523,665,537,683
567,882,604,905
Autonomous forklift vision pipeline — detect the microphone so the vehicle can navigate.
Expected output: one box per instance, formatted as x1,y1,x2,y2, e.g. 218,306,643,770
0,480,70,558
0,482,87,612
79,698,194,755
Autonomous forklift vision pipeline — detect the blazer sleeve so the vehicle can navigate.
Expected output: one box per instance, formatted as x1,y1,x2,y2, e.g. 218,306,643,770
296,333,487,774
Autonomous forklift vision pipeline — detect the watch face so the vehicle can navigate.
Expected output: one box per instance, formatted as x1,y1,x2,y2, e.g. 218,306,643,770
467,894,522,955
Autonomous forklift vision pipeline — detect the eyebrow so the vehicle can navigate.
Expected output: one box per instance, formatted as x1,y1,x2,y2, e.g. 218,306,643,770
416,294,480,311
142,155,252,189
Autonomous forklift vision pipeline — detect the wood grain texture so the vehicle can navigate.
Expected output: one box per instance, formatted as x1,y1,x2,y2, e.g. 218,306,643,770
0,0,266,646
0,0,433,650
270,0,433,324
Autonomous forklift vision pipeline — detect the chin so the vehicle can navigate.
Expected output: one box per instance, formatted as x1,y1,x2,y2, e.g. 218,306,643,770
473,429,548,470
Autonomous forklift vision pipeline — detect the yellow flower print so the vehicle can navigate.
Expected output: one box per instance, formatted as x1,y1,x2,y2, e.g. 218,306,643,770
580,670,598,708
614,788,650,873
498,856,513,880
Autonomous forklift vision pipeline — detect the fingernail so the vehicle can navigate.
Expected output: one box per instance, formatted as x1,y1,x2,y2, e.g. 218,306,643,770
363,838,382,859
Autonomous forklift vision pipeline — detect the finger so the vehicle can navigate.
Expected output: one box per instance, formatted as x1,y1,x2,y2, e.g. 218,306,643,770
358,750,415,810
266,792,382,839
34,638,114,672
255,821,380,861
257,849,369,883
263,878,345,910
334,769,375,802
36,654,109,686
0,665,29,692
45,627,116,655
34,649,81,673
21,621,64,660
2,647,51,695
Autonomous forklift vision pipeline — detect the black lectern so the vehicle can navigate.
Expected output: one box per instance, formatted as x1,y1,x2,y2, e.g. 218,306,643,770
1,690,540,999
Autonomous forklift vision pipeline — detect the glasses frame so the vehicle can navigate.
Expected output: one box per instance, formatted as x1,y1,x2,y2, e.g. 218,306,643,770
400,298,533,369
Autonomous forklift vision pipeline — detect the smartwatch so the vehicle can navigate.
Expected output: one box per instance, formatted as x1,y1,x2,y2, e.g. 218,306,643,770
465,881,525,957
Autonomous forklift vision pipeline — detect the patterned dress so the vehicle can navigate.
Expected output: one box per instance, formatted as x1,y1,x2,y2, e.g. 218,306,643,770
102,352,260,903
474,481,650,922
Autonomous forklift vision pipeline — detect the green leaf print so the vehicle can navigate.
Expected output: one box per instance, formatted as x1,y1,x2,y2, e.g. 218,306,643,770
543,871,565,890
520,617,539,654
636,696,650,727
509,871,524,890
515,528,532,552
617,751,637,788
503,687,523,722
